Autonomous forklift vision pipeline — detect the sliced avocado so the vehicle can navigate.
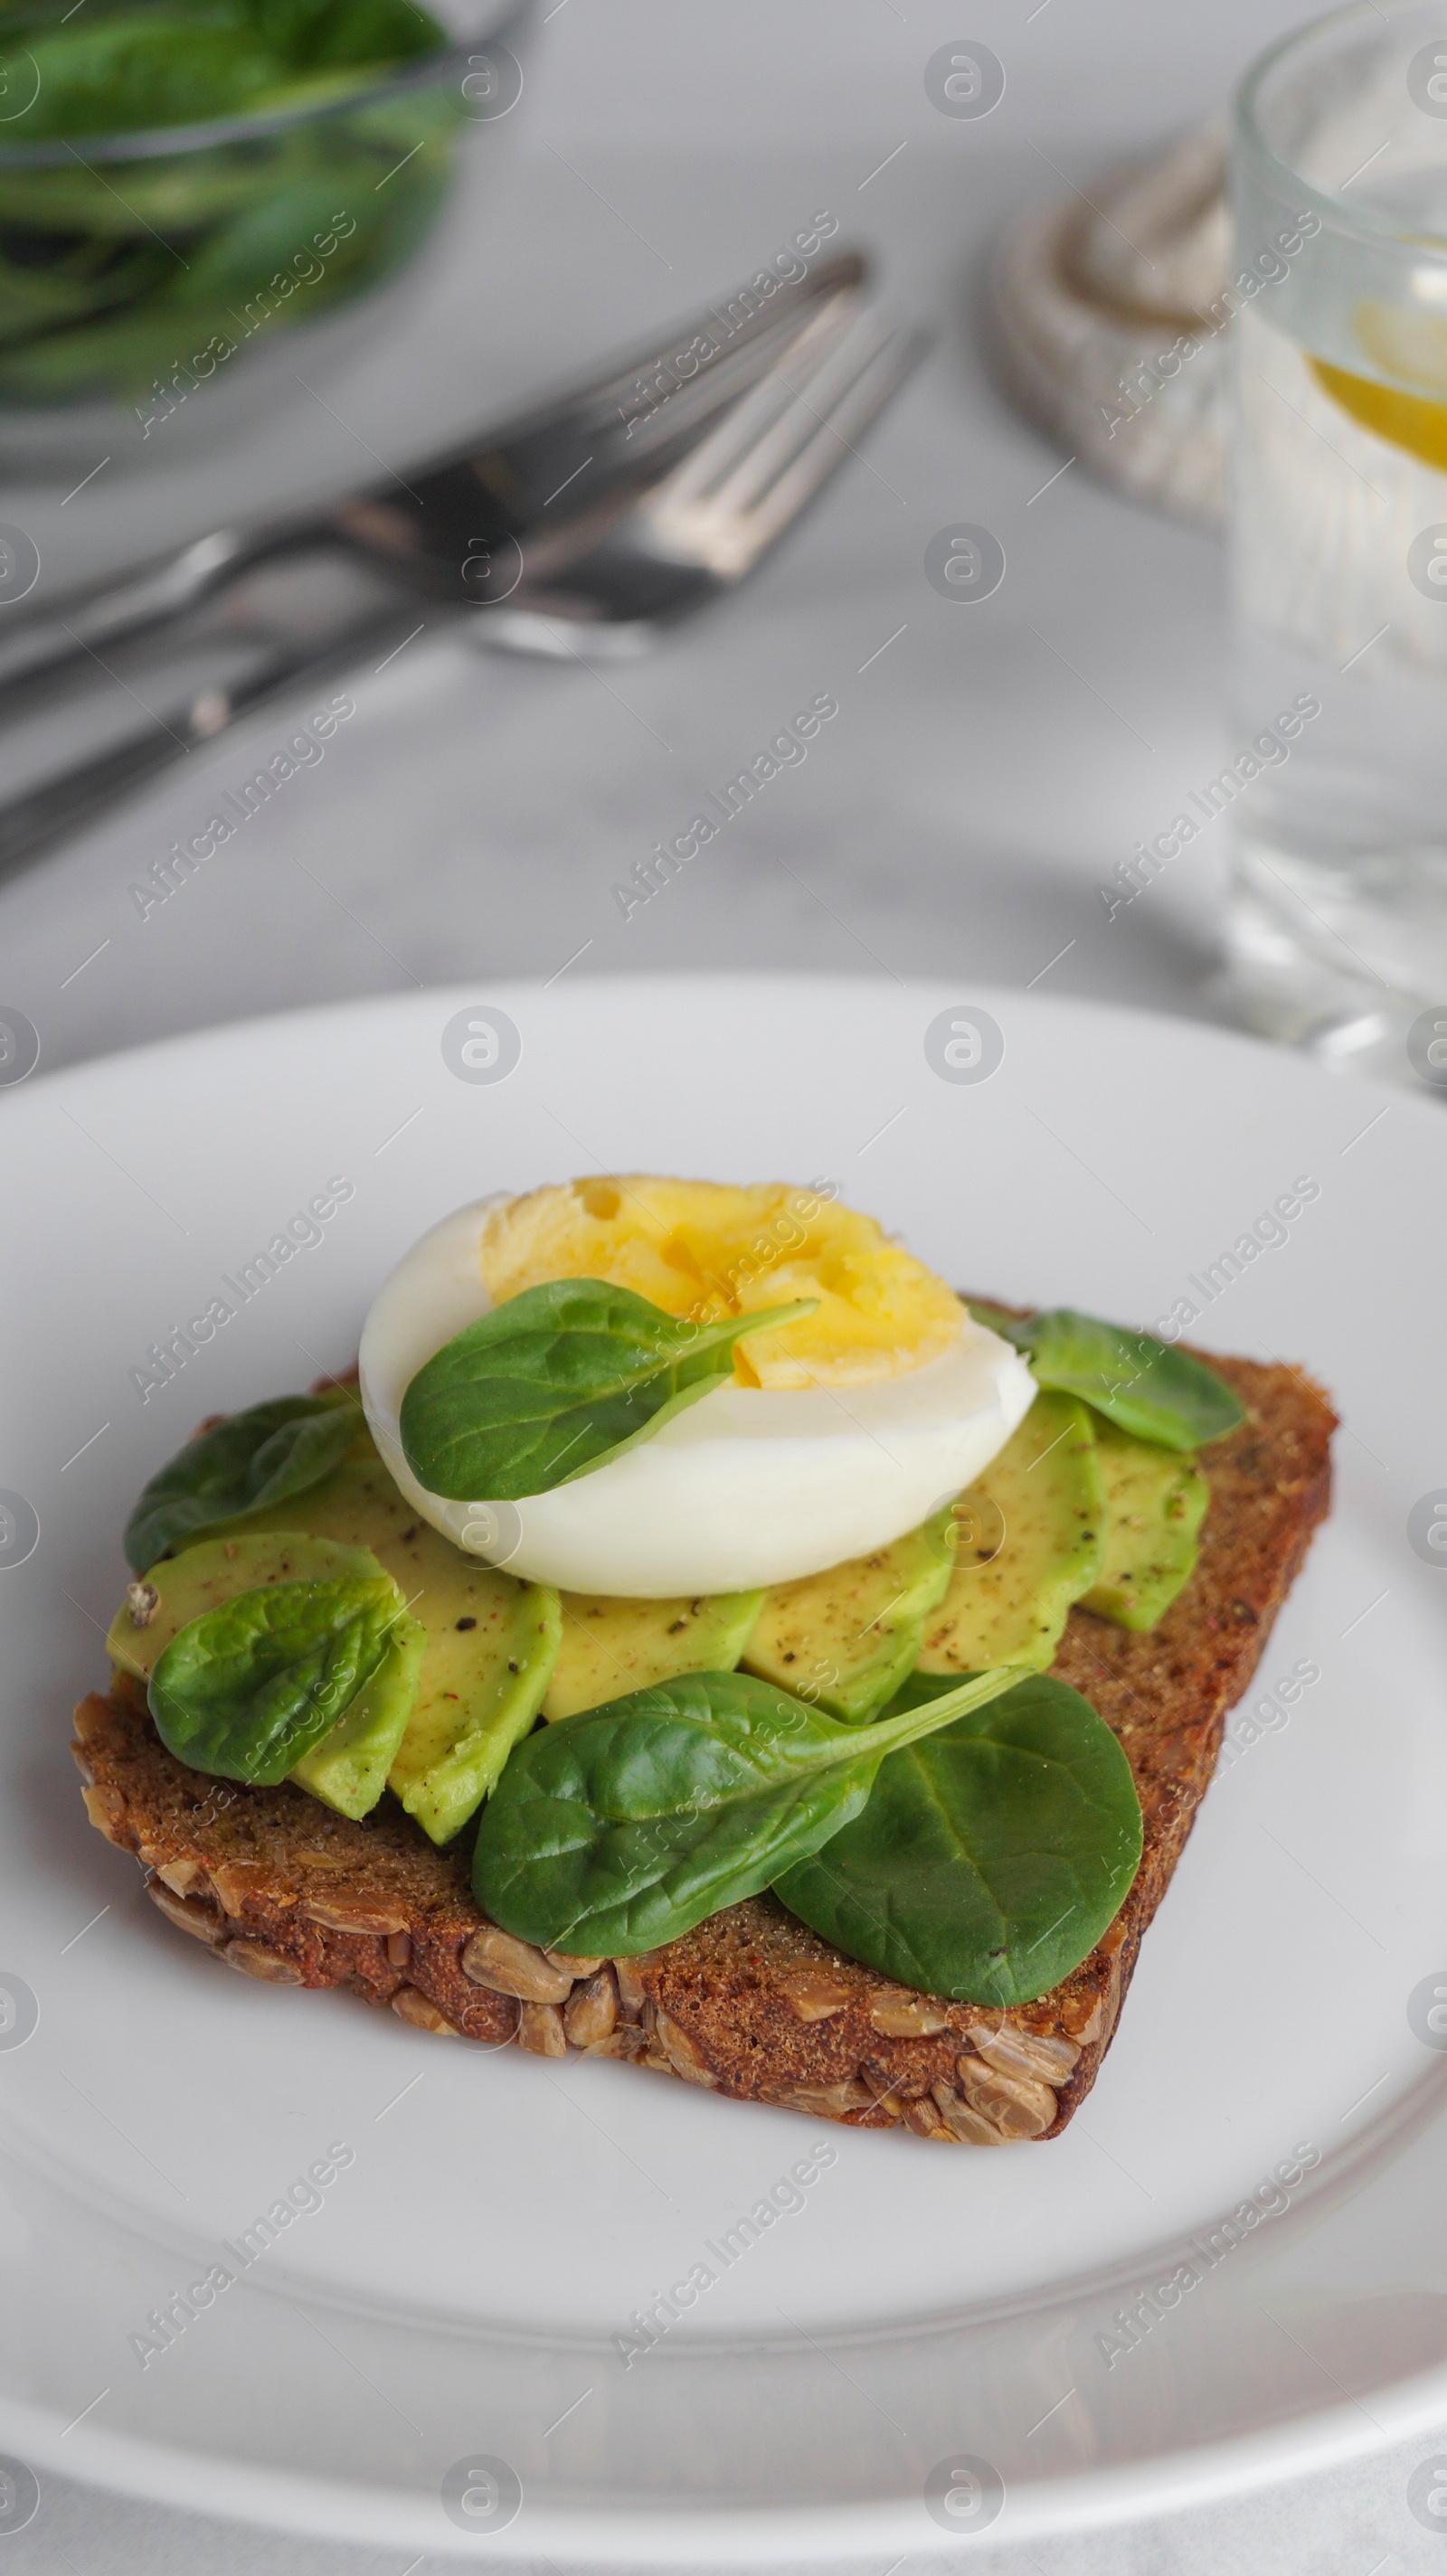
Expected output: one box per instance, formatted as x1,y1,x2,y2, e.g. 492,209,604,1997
206,1439,563,1843
1082,1416,1209,1631
109,1531,422,1822
545,1590,763,1722
107,1530,377,1682
742,1503,957,1723
915,1391,1103,1676
387,1581,561,1843
290,1606,427,1820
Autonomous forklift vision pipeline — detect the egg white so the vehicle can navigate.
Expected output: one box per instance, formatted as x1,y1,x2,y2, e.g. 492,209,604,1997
359,1196,1036,1596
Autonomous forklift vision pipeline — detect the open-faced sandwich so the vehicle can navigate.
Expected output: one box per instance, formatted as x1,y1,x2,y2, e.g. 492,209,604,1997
74,1177,1335,2145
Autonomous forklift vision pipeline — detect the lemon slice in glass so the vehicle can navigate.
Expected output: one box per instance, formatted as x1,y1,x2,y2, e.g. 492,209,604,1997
1309,300,1447,470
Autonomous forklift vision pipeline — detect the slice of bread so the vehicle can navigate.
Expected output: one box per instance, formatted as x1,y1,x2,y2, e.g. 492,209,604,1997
72,1345,1334,2145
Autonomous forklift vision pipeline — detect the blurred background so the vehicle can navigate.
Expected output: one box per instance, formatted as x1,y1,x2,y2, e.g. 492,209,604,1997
0,0,1331,1080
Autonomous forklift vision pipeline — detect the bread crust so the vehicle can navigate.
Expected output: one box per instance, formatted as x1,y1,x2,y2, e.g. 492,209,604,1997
74,1347,1335,2143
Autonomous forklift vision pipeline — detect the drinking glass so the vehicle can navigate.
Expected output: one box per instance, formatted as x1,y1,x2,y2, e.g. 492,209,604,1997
1228,0,1447,1082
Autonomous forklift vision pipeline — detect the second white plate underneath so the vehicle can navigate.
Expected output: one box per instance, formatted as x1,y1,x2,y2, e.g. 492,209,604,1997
0,974,1442,2562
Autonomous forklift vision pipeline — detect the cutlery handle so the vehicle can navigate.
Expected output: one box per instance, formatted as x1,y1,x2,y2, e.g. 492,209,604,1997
0,530,271,701
0,255,870,704
0,606,426,886
0,722,207,886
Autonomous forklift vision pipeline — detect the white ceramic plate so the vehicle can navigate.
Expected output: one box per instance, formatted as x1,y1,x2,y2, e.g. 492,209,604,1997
2,975,1444,2564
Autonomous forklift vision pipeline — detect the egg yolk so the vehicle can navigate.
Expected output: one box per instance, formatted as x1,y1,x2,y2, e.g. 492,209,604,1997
476,1177,965,1389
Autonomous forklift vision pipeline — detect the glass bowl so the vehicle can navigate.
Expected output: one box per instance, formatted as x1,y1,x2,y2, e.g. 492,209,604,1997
0,0,530,465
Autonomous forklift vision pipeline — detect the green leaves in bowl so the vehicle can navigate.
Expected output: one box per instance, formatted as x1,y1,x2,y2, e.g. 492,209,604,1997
148,1565,424,1801
7,0,444,143
124,1389,363,1571
18,17,285,142
0,0,456,407
400,1279,818,1503
970,1303,1244,1451
471,1663,1032,1959
774,1668,1143,2005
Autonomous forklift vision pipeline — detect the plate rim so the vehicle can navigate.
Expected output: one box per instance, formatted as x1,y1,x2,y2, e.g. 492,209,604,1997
4,969,1444,2558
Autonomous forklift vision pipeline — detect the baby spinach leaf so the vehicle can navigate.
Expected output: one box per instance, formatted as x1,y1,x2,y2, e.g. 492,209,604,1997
0,0,451,407
471,1662,1028,1958
148,1570,423,1791
401,1279,818,1502
969,1303,1244,1451
11,0,440,141
253,0,440,71
773,1671,1143,2005
124,1389,363,1571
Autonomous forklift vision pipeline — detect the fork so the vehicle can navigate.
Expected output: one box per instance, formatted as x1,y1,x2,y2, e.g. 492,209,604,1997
0,250,870,706
0,274,924,875
468,292,928,657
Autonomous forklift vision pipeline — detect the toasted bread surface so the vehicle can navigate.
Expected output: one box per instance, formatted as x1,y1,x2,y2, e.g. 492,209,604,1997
74,1348,1334,2143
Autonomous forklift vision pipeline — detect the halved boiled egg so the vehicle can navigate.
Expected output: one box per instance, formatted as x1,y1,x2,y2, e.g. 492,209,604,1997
359,1177,1036,1596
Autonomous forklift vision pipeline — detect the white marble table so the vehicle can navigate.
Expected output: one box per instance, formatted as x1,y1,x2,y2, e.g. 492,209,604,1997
0,0,1281,1073
4,0,1444,2565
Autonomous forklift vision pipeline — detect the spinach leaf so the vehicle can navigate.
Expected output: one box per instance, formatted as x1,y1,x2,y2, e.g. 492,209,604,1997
10,0,440,142
0,0,452,408
774,1670,1143,2005
20,19,279,141
401,1280,819,1503
969,1303,1244,1450
148,1571,423,1790
471,1663,1029,1957
124,1390,362,1571
254,0,440,71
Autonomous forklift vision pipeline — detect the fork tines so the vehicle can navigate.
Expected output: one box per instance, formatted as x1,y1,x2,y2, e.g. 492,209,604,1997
640,294,929,576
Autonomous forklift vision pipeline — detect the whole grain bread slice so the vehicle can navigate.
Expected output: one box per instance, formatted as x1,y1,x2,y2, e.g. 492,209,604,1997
72,1345,1334,2145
